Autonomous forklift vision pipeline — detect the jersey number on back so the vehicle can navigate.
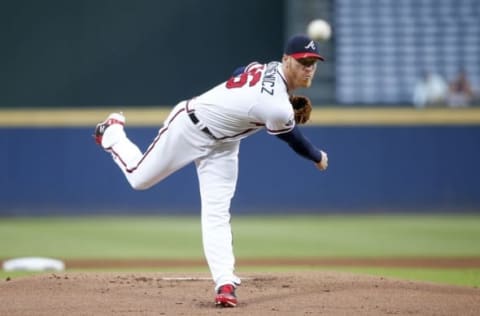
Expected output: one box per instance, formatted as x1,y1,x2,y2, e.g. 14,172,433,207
226,67,263,89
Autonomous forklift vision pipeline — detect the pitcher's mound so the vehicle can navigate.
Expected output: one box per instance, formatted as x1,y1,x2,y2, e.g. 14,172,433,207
1,271,479,315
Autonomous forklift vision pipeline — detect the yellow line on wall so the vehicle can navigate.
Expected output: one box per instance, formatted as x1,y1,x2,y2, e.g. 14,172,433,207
0,107,479,127
0,107,172,127
310,107,480,125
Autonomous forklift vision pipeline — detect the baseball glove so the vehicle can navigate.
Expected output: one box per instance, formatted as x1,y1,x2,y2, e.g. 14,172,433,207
290,95,312,124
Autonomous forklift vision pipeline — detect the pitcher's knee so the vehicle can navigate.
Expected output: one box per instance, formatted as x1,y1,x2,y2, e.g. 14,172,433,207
202,208,231,224
129,179,153,191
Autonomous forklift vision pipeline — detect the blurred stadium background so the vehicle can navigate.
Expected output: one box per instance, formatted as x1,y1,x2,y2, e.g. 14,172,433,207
0,0,479,216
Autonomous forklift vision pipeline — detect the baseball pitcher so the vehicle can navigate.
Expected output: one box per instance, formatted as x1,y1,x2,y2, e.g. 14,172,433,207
94,34,328,307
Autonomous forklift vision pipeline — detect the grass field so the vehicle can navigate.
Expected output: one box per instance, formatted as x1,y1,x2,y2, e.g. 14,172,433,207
1,215,479,286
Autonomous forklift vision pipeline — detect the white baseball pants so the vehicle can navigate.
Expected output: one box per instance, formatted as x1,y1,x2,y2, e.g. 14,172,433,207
105,101,241,289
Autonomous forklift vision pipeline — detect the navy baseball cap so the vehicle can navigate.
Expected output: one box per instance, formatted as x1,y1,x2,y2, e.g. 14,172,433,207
285,34,325,61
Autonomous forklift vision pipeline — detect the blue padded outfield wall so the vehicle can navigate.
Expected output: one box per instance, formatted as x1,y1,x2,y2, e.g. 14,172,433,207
1,108,479,215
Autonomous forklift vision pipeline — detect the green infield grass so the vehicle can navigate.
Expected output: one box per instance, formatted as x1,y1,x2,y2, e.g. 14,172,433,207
1,215,479,286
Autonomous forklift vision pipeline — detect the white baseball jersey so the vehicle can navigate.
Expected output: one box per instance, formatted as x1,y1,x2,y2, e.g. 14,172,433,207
192,61,295,141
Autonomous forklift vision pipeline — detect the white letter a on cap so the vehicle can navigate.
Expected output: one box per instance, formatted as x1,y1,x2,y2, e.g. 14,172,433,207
305,40,316,50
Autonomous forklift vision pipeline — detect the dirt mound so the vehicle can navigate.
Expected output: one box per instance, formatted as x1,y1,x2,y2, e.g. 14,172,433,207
1,271,479,315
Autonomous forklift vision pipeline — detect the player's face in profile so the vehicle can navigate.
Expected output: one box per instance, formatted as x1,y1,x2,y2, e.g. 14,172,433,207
289,57,318,88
